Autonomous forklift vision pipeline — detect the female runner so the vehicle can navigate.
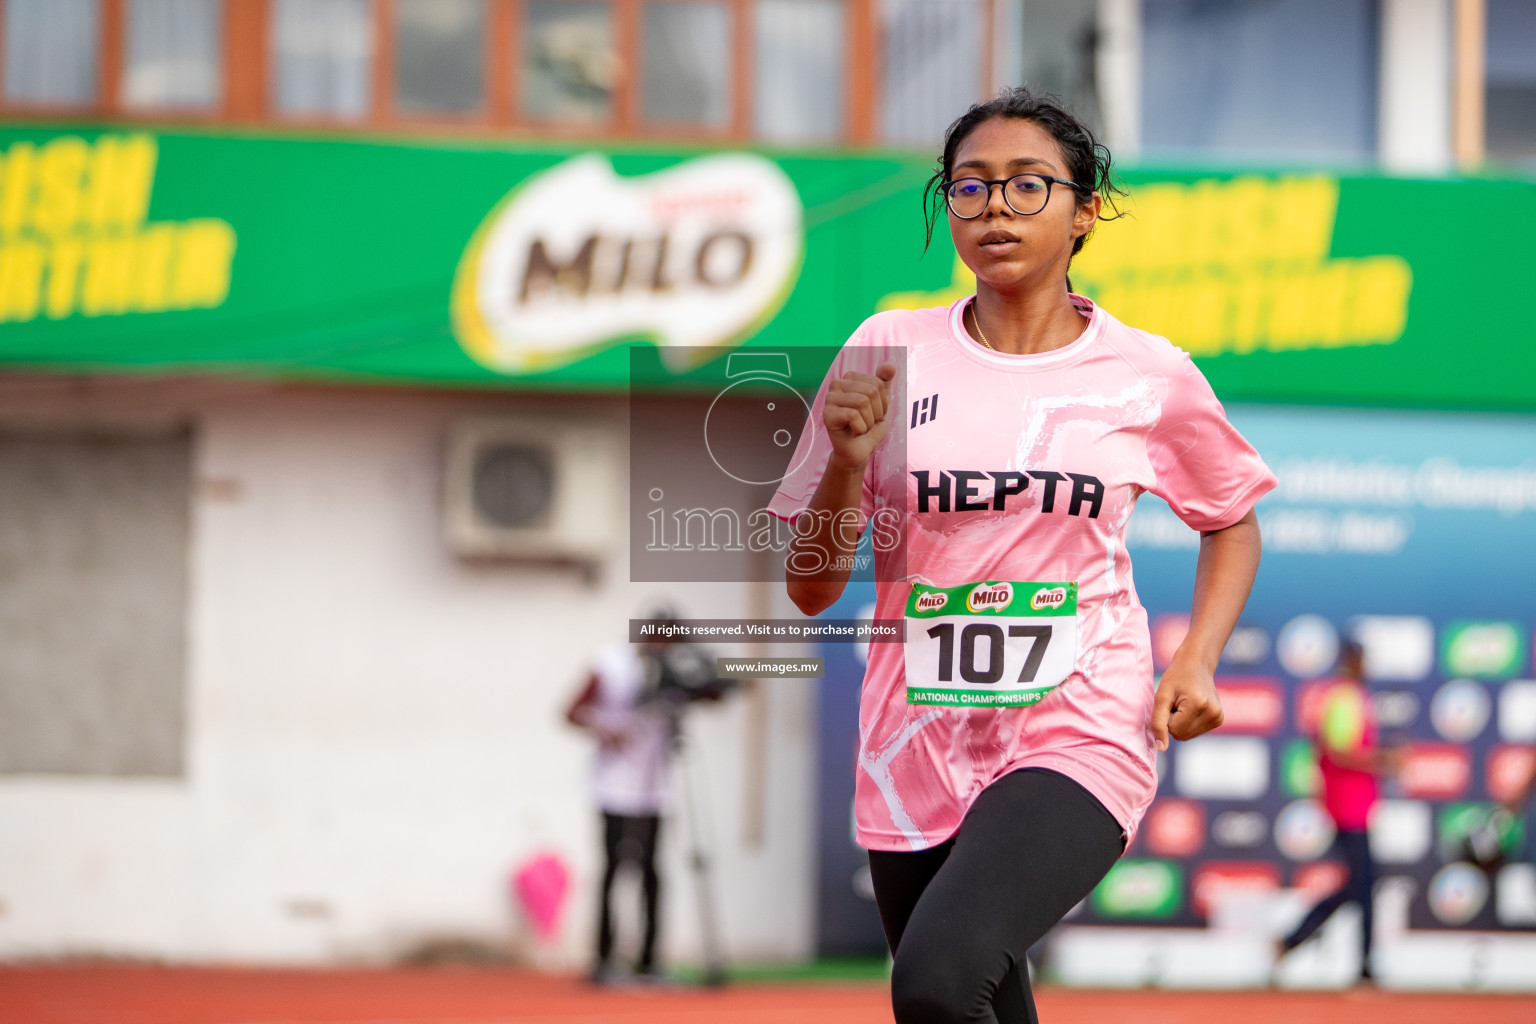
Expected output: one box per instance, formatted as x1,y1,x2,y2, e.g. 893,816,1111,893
768,88,1276,1023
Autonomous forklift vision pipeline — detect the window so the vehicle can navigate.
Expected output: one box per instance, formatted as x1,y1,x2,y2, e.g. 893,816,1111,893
881,0,986,146
272,0,374,119
1018,0,1101,133
642,1,731,128
2,0,100,106
0,434,192,777
755,0,843,143
1141,0,1377,165
1486,0,1536,167
122,0,223,111
522,0,617,124
395,0,486,116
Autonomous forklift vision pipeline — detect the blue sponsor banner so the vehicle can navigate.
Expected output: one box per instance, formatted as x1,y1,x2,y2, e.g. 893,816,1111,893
1117,406,1536,931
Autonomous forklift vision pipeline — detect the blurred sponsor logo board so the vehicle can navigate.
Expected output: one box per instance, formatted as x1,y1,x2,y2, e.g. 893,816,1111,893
1092,860,1183,919
1498,865,1536,926
1191,861,1280,919
1372,688,1421,729
1294,860,1348,897
1076,406,1536,934
1370,800,1434,864
1497,680,1536,742
1223,625,1271,666
1144,799,1206,858
1277,615,1339,678
1429,679,1491,742
1211,810,1268,849
1437,803,1524,862
1351,615,1435,681
1174,736,1269,800
1213,679,1283,733
1274,800,1336,861
1280,739,1321,798
1441,622,1525,679
1428,863,1490,925
1488,745,1536,805
1400,744,1473,799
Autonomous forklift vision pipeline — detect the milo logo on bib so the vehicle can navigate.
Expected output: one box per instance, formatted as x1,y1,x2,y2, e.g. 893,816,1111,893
905,580,1080,708
967,583,1014,612
915,591,949,613
1032,586,1068,611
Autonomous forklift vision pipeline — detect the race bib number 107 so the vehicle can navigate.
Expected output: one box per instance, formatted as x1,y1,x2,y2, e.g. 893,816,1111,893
905,581,1079,708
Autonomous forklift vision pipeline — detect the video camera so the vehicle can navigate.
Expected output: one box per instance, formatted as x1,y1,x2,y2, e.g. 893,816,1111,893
641,642,739,709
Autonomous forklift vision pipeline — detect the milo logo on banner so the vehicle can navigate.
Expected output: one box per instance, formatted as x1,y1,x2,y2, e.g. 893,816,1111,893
452,153,803,372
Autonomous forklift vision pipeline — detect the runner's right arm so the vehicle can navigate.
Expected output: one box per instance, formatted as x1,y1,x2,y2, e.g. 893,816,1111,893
787,362,897,616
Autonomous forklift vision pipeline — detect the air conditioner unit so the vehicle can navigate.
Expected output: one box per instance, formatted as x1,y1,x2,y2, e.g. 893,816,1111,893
443,418,621,561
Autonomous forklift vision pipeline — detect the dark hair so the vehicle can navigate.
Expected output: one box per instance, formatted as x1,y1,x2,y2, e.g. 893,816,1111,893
923,86,1127,255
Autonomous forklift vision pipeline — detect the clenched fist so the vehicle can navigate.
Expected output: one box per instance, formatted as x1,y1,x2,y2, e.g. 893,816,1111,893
825,361,898,471
1150,660,1224,752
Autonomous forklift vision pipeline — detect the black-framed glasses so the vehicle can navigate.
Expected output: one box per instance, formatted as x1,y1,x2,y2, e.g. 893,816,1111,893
942,173,1084,219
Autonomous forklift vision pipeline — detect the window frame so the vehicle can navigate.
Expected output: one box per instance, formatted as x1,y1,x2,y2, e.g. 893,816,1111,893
118,0,232,119
510,0,622,138
0,0,886,145
0,0,112,116
385,0,495,124
265,0,379,126
631,0,749,141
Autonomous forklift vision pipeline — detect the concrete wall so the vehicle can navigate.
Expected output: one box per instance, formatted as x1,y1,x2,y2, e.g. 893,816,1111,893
0,378,815,966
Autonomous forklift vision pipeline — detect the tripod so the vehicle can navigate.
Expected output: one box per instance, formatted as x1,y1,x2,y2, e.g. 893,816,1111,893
669,713,729,987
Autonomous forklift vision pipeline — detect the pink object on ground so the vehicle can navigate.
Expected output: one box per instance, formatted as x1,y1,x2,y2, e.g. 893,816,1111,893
512,853,571,942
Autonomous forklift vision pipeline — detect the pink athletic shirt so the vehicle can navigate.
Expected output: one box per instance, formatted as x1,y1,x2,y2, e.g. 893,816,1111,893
1316,679,1380,832
769,296,1277,851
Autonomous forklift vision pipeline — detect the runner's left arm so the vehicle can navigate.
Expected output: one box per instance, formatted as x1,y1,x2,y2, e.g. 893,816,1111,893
1150,507,1262,751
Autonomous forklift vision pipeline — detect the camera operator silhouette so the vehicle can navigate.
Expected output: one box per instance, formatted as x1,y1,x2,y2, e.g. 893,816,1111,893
565,605,735,984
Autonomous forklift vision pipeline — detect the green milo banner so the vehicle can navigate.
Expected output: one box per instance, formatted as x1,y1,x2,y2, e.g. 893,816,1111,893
0,125,1532,409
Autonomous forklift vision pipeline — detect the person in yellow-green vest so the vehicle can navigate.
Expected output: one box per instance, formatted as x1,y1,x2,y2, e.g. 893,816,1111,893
1276,640,1402,983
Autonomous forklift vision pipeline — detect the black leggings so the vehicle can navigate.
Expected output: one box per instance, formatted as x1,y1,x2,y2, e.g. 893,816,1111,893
596,812,661,970
1281,828,1375,976
869,768,1124,1024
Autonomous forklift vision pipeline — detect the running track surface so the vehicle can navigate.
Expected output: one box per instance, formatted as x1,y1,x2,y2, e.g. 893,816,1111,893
2,968,1533,1024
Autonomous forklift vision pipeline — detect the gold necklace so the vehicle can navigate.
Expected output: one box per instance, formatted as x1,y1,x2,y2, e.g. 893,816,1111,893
970,304,995,350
